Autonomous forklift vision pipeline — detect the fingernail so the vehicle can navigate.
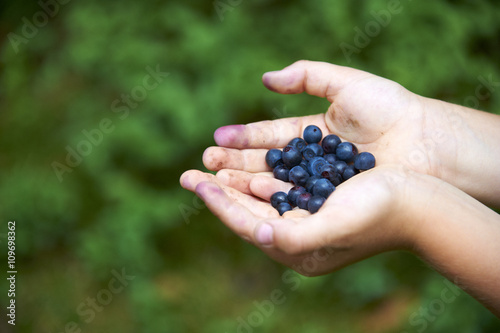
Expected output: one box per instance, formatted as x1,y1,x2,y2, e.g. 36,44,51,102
256,223,274,246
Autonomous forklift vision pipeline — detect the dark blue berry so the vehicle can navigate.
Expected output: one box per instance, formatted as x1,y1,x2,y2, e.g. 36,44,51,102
331,160,348,175
322,134,342,154
307,157,328,176
265,149,283,169
273,164,289,182
303,125,322,144
277,202,293,216
308,195,326,214
320,164,340,185
270,191,288,208
342,164,358,181
297,192,312,210
299,160,309,174
354,152,376,171
282,145,302,168
324,153,338,164
288,137,307,152
288,186,307,207
332,174,343,186
289,165,310,186
312,178,335,198
305,175,322,193
302,143,324,161
336,142,358,163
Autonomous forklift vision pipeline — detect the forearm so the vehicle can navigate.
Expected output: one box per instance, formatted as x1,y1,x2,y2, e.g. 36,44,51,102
410,176,500,316
422,97,500,208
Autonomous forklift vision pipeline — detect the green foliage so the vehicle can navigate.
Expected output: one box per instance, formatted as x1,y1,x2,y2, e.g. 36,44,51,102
0,0,499,332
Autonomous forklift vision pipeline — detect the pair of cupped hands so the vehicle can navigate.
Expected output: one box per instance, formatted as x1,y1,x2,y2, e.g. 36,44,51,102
180,60,500,281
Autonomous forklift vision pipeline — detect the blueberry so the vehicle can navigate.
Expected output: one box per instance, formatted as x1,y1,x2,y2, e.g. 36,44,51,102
282,145,303,168
287,186,307,207
322,134,342,154
289,165,310,186
324,153,338,164
303,125,322,144
336,142,358,162
288,137,307,152
296,192,312,210
305,175,322,193
307,156,328,176
265,149,283,169
331,160,348,175
270,191,288,208
354,152,376,171
342,164,359,181
308,195,326,214
320,164,342,186
332,174,343,186
273,164,290,182
312,178,335,198
277,202,293,216
302,143,324,161
299,159,309,174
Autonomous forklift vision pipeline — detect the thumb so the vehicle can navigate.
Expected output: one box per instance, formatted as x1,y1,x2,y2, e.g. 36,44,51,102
262,60,369,101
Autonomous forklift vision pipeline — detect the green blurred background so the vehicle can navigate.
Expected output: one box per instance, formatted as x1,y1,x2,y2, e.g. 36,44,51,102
1,0,499,332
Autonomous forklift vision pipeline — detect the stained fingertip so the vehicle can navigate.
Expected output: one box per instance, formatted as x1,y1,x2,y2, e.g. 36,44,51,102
195,181,224,201
214,125,247,147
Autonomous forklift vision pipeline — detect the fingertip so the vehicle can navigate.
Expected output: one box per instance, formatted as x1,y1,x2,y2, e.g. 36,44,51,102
255,223,274,246
180,169,203,191
179,171,191,189
202,147,223,171
250,175,292,201
262,71,280,92
215,169,230,185
214,125,247,147
195,181,224,201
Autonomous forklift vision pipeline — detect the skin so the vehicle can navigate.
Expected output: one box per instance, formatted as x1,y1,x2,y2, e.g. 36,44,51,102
180,60,500,316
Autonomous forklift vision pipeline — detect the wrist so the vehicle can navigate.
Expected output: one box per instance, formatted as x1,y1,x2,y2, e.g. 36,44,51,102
406,174,500,314
418,97,500,207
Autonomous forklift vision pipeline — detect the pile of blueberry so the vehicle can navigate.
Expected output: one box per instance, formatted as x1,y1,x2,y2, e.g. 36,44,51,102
266,125,376,215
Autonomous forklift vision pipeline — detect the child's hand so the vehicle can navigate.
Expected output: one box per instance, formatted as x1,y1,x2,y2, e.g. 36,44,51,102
203,60,500,207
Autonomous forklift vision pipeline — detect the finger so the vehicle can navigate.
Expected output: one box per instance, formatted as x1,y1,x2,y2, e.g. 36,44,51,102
216,169,274,196
195,181,280,241
203,147,270,172
262,60,369,100
181,170,277,218
180,169,206,192
216,171,305,216
249,175,293,201
213,114,330,149
215,169,255,195
281,209,311,219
